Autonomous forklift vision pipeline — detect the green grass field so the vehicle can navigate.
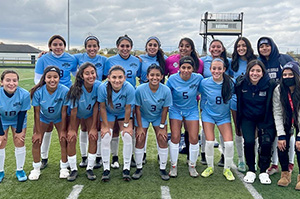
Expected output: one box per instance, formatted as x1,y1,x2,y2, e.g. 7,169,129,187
0,68,299,199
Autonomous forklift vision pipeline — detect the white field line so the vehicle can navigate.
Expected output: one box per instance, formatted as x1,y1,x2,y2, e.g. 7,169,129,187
66,185,84,199
161,186,172,199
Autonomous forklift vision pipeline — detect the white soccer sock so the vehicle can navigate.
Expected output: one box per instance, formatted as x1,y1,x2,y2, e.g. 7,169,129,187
235,135,245,163
15,146,26,171
79,130,88,157
0,148,5,172
271,136,278,165
134,148,144,169
96,131,101,157
189,143,199,165
101,131,112,171
219,132,224,153
41,131,52,159
289,135,295,164
169,141,179,166
86,153,96,170
205,141,214,168
122,132,132,170
111,137,119,157
158,147,168,170
33,161,41,171
68,155,78,171
201,130,206,153
143,130,148,153
224,141,234,169
60,160,68,169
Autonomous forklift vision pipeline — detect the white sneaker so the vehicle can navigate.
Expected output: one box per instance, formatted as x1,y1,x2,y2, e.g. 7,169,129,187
169,165,177,177
189,165,199,178
60,168,69,179
259,172,271,185
244,171,256,184
111,161,120,169
29,169,40,181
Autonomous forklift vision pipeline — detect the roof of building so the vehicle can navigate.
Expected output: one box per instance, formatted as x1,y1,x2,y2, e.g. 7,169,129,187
0,43,41,53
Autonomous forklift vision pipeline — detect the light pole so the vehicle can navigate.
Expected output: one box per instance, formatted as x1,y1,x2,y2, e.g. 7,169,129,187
67,0,70,51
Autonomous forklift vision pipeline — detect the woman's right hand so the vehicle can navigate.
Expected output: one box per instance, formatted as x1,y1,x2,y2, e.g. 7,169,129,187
277,140,286,151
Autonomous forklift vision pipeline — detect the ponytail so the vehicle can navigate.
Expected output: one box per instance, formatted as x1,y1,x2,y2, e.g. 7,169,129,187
221,73,233,104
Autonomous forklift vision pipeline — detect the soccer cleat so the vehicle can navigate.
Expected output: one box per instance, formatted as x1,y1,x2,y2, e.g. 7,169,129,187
217,154,224,167
0,171,4,182
67,170,78,182
111,156,120,169
86,169,96,180
123,169,131,181
223,168,235,181
169,165,177,178
130,155,136,168
94,157,102,169
160,169,170,181
59,168,69,179
142,153,147,165
40,158,48,170
238,161,246,173
189,165,199,178
79,157,87,168
16,170,27,182
266,164,279,175
132,168,143,180
201,167,214,178
200,153,207,165
101,170,110,182
29,169,40,181
288,163,294,173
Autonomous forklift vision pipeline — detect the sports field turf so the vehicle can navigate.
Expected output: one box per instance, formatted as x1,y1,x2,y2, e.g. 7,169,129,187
0,68,299,199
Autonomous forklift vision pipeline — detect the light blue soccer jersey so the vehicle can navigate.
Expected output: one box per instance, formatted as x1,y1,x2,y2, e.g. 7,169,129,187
0,87,31,125
69,80,101,119
35,52,77,88
199,76,234,119
201,55,232,78
135,82,172,121
139,54,168,83
231,58,247,79
97,81,135,115
32,84,69,122
166,73,203,110
104,54,141,87
74,53,107,81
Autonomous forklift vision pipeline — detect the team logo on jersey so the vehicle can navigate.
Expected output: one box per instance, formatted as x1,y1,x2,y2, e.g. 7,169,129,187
157,98,165,103
241,89,247,93
62,63,71,68
173,62,179,68
130,63,138,68
95,63,102,68
259,91,267,96
54,98,63,103
189,84,198,89
119,95,127,100
13,102,21,107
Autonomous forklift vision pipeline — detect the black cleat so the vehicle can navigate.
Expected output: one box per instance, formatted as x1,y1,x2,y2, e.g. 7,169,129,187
67,170,78,181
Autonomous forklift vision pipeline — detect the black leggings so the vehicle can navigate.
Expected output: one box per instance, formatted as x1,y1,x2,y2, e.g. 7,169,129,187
241,118,275,173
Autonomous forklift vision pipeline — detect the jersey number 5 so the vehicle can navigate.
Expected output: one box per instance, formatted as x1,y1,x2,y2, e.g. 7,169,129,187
183,92,188,99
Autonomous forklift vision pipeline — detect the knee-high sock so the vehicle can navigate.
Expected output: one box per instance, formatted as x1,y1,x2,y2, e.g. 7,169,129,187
158,147,168,170
60,160,68,169
41,131,52,159
135,148,144,169
270,136,278,165
96,131,101,157
68,155,77,171
289,135,295,164
101,132,112,171
235,135,245,163
111,137,119,157
201,130,206,153
169,141,179,166
15,146,25,171
0,148,5,172
79,130,88,157
143,130,148,153
205,141,214,168
219,132,224,153
189,143,199,165
224,141,234,169
87,153,96,170
122,132,132,170
132,130,136,157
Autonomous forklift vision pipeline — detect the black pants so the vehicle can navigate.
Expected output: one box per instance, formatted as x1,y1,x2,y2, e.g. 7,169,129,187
277,132,300,173
241,118,275,173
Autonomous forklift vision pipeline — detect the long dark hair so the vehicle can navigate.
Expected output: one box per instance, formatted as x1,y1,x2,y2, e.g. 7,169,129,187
211,58,233,104
67,62,97,106
30,66,60,99
179,38,199,72
279,70,300,132
231,37,257,72
209,39,230,71
145,37,166,74
107,65,126,109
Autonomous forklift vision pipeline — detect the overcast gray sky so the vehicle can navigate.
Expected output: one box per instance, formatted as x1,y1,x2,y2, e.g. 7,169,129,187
1,0,300,54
